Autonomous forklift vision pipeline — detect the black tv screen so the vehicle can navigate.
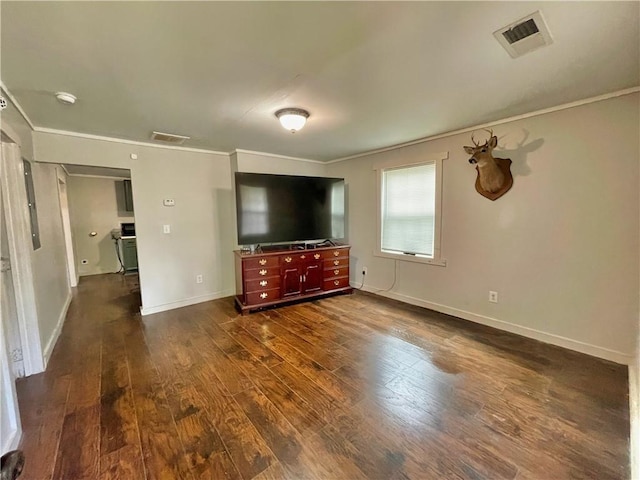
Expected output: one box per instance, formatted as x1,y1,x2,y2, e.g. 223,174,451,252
235,172,345,246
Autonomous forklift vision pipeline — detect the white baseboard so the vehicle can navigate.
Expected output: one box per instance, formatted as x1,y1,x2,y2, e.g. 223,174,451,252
140,289,235,316
357,285,632,365
78,268,121,277
630,362,639,480
42,291,72,368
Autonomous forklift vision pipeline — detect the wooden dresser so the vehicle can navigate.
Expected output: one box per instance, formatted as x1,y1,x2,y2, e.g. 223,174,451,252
234,245,352,314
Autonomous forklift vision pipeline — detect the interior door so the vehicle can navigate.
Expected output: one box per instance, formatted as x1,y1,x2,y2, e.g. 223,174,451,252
0,183,23,454
1,178,24,378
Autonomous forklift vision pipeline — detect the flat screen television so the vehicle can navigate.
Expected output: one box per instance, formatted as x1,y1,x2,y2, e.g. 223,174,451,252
235,172,345,246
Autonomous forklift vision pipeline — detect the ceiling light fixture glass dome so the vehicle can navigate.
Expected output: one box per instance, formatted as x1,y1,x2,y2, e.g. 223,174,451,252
275,108,309,133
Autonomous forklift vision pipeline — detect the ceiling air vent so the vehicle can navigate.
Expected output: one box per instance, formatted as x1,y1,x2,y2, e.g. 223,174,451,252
151,131,190,145
494,11,553,58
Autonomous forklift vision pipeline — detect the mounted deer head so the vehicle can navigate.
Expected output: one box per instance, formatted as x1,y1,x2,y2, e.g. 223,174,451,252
463,129,513,201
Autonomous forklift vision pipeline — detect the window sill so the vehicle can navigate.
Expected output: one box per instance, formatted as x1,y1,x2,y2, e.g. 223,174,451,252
373,250,447,267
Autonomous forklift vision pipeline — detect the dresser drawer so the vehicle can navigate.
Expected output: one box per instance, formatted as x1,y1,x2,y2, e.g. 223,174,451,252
280,252,317,264
243,256,279,269
245,288,280,305
324,266,349,279
325,249,348,259
323,257,348,268
244,266,280,280
323,277,350,291
245,276,281,293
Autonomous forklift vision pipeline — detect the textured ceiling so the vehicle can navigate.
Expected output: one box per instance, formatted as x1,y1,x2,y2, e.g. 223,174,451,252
2,1,639,161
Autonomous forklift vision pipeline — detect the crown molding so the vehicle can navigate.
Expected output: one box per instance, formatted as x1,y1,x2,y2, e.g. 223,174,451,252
0,81,36,130
34,127,230,156
327,86,640,164
232,149,323,164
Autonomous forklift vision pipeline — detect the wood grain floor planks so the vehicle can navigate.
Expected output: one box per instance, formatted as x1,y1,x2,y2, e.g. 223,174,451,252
14,273,630,479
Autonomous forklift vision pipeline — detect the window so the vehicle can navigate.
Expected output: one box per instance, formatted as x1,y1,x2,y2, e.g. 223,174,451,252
376,152,446,266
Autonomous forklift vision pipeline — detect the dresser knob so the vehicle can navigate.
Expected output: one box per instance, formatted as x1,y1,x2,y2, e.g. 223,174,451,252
314,253,320,259
333,251,340,257
260,280,268,287
259,258,267,265
334,280,340,286
333,260,340,266
334,269,340,275
300,255,306,259
260,292,268,299
259,269,267,276
284,257,292,263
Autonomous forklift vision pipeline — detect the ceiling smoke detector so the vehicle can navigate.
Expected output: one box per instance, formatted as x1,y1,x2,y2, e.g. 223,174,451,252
55,92,77,105
151,131,190,145
494,11,553,58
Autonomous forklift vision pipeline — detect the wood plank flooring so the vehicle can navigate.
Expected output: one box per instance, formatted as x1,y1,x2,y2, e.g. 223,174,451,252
16,273,629,479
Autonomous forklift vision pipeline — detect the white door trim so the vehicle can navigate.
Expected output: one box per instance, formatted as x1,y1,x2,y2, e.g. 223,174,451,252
56,169,78,287
0,133,44,375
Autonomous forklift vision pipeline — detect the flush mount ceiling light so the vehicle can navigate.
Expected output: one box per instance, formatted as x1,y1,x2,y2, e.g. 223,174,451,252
275,108,309,133
55,91,77,105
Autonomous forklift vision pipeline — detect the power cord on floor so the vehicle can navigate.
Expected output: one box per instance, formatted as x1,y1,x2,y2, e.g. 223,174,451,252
379,260,398,292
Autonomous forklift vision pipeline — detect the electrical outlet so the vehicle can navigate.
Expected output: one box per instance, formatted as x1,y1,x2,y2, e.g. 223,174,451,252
362,267,368,276
489,291,498,303
196,274,203,284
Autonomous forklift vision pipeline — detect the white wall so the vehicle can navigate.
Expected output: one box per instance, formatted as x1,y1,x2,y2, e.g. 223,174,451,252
328,93,640,363
67,176,134,276
30,164,72,360
134,148,233,314
234,150,327,176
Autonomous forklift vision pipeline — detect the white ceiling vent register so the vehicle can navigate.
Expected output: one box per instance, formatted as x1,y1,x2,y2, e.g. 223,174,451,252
151,131,190,145
494,11,553,58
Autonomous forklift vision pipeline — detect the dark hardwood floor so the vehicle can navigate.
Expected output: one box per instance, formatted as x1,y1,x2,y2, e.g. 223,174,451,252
16,273,629,479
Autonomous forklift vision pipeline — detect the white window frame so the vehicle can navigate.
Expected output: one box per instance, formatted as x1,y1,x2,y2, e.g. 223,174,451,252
375,151,447,267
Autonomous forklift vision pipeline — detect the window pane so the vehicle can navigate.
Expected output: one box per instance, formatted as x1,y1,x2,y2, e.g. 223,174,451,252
381,163,435,256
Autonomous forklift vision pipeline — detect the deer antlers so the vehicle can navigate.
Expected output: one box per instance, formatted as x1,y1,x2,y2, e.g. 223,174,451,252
470,128,494,147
